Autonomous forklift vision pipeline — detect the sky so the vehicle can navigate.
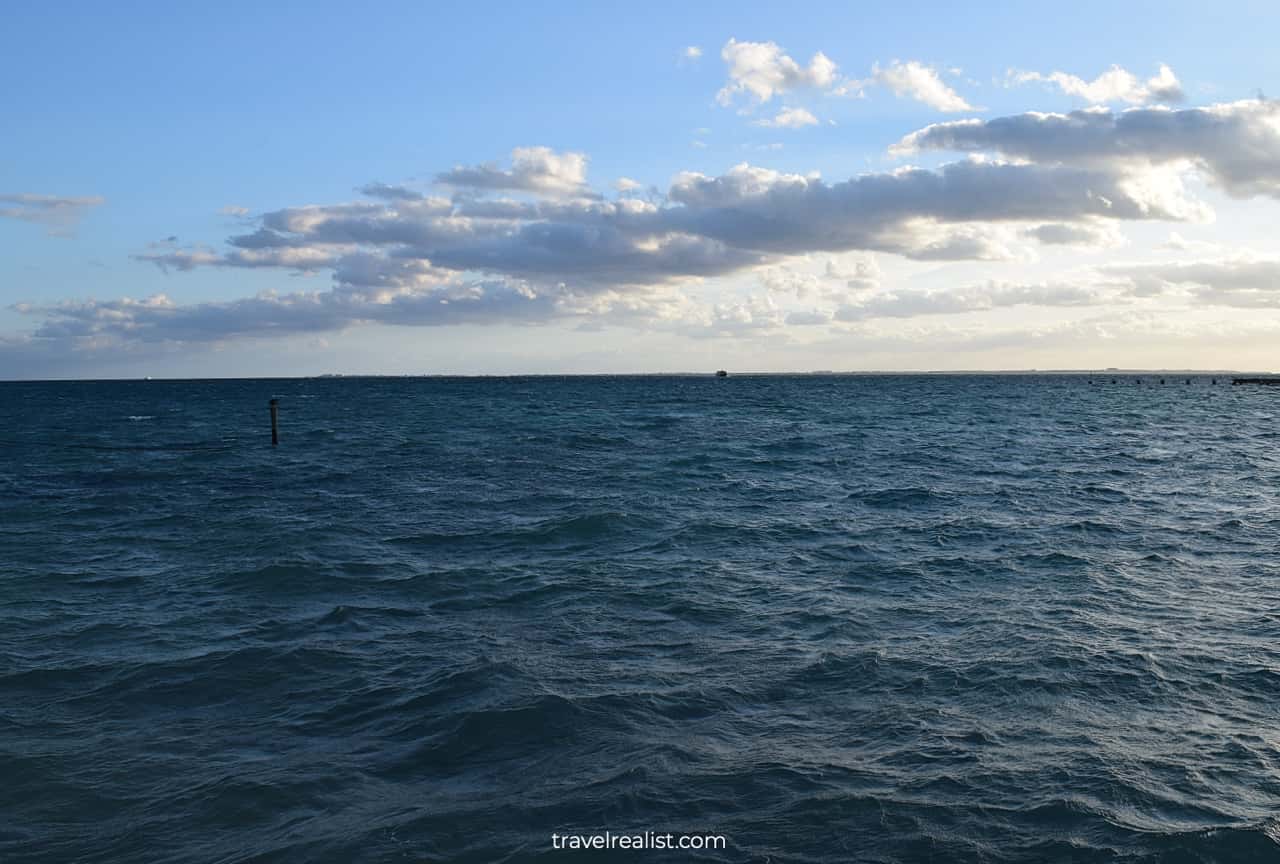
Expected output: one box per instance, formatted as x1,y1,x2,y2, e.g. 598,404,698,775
4,0,1280,378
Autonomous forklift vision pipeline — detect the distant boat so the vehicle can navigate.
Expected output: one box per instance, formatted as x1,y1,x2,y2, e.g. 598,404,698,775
715,370,728,378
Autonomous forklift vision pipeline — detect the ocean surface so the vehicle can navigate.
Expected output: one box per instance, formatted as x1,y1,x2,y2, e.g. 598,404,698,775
2,374,1279,863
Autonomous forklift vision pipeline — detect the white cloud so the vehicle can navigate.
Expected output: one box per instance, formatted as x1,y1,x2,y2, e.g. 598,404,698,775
873,61,974,112
437,146,592,198
755,107,819,128
1009,63,1185,105
825,255,881,291
716,38,838,106
614,177,643,193
713,41,976,115
682,46,703,61
760,265,822,299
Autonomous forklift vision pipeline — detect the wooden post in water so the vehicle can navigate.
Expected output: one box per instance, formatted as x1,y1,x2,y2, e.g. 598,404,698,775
270,398,279,446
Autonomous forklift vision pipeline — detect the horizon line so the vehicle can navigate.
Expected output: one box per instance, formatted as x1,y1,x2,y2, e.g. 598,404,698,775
1,368,1273,383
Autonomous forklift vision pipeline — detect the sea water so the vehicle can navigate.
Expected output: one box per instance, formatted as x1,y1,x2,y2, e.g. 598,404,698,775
2,375,1278,862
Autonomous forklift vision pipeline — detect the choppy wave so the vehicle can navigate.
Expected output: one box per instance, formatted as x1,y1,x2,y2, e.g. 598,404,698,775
2,374,1279,863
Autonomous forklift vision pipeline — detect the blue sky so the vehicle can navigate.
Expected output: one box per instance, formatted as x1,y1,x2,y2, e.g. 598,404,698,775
4,1,1280,376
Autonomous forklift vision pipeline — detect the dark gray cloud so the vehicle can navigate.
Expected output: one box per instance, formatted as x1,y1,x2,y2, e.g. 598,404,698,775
357,183,425,201
424,222,765,283
19,280,560,347
132,242,340,273
664,160,1195,258
142,157,1195,295
894,100,1280,198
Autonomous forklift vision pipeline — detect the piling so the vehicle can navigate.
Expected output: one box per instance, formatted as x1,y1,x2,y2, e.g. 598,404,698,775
270,398,279,446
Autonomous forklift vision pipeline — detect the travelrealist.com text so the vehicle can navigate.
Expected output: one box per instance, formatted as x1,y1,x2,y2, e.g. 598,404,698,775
551,831,727,851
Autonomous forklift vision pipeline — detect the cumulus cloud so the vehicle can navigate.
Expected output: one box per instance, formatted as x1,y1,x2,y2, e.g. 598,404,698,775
0,193,105,236
713,40,979,117
825,255,882,291
892,100,1280,199
872,61,974,112
158,154,1191,291
761,257,878,309
682,46,703,62
1010,63,1184,105
88,150,1218,350
756,107,819,128
437,146,593,198
716,38,838,106
15,93,1280,355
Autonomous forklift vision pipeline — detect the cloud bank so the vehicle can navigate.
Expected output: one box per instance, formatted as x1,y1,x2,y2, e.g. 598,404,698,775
893,100,1280,199
11,93,1280,359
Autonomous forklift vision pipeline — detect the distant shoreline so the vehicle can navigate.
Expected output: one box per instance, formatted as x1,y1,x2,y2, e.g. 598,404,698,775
1,369,1271,384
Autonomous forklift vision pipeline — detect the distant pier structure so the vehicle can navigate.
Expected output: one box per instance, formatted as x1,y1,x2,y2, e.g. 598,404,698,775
1232,377,1280,385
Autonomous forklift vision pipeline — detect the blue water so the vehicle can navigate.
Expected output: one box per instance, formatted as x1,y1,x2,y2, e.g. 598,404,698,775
2,375,1279,863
